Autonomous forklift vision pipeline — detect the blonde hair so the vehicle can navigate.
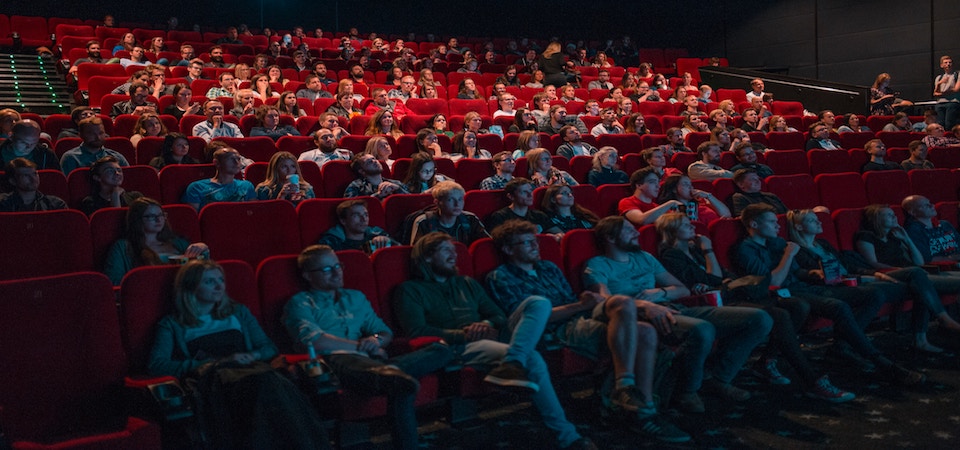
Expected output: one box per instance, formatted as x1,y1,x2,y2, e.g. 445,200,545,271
654,212,688,249
173,260,235,327
258,151,311,191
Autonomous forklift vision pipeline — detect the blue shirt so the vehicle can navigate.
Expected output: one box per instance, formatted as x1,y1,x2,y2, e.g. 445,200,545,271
182,178,256,210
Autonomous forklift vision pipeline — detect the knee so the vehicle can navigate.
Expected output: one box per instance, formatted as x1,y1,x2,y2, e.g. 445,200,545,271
606,295,635,317
687,320,716,348
520,296,552,317
753,310,774,335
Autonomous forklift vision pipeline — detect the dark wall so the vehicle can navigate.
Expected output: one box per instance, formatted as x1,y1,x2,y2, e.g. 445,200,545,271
3,1,955,102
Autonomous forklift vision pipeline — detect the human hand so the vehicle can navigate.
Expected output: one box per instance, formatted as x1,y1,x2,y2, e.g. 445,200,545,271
223,352,257,365
639,302,678,335
212,115,222,127
784,242,800,257
369,235,392,251
183,243,209,259
463,322,497,341
578,291,604,309
874,272,899,283
695,234,713,251
357,336,382,354
808,269,824,280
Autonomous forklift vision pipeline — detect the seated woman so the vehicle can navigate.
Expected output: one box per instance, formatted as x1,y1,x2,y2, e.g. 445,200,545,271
658,173,731,224
462,111,489,135
854,205,960,347
255,151,314,202
364,109,403,140
558,85,582,103
655,212,856,402
250,73,280,100
587,146,629,186
419,82,440,99
147,259,330,449
164,84,202,121
524,70,545,89
150,133,199,169
618,97,634,117
870,73,913,116
364,136,396,169
540,184,598,233
250,105,300,141
266,65,291,86
605,87,625,105
450,130,491,161
650,73,668,92
429,113,454,138
526,147,577,187
709,126,736,152
229,89,257,117
765,114,798,133
233,63,252,83
709,109,733,132
624,113,650,136
386,66,404,87
680,114,709,137
104,197,209,285
511,130,540,159
456,78,481,99
0,119,59,170
493,93,518,119
402,152,451,194
80,156,143,216
458,58,481,74
718,100,740,118
837,113,871,134
667,86,687,105
641,146,682,178
508,108,538,133
882,112,912,132
130,112,168,148
326,92,360,119
415,128,446,158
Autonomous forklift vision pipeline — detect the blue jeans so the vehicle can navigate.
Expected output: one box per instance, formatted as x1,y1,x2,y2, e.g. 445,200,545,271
459,296,581,448
793,286,881,359
673,305,772,391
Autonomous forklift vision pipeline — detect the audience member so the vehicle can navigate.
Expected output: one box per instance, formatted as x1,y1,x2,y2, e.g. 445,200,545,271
61,117,129,175
587,146,628,186
921,122,960,148
205,72,238,99
619,167,682,226
79,156,143,215
192,100,244,142
556,125,598,159
250,105,299,141
403,152,450,194
730,142,773,178
658,173,730,224
318,200,397,253
344,153,408,199
805,122,841,150
731,169,787,216
861,139,903,172
485,178,555,234
296,75,334,102
527,148,577,187
255,151,314,201
298,128,352,168
687,142,732,181
900,140,934,170
480,151,516,190
0,158,66,212
0,120,59,170
408,181,488,245
130,112,167,148
149,133,198,169
182,147,256,210
539,184,599,233
110,82,156,117
933,55,959,129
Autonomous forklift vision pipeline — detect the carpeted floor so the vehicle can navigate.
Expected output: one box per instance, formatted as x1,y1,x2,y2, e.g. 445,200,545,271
357,323,960,449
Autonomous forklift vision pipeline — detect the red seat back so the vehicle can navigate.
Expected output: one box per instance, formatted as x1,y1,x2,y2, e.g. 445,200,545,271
0,210,93,280
200,200,301,267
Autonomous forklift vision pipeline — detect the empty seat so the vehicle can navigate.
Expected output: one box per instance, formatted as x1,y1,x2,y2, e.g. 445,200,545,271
908,168,959,203
200,200,301,267
838,132,876,151
0,272,161,448
766,132,805,151
765,174,820,210
0,209,93,280
807,149,855,174
862,170,910,205
815,172,869,210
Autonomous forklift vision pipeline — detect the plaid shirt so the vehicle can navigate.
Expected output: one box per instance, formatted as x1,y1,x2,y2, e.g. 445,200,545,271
485,260,578,315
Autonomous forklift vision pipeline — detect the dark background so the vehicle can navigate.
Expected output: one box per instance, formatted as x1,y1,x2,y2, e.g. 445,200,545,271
3,0,959,101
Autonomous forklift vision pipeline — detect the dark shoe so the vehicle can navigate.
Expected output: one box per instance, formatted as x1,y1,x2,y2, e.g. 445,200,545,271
752,358,791,385
631,413,692,443
561,437,598,450
827,343,876,373
804,375,855,403
483,361,539,392
887,364,926,386
703,379,751,401
365,365,419,394
609,386,645,412
674,392,705,413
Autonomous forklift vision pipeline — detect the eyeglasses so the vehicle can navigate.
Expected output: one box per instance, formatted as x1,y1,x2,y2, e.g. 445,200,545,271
305,263,342,274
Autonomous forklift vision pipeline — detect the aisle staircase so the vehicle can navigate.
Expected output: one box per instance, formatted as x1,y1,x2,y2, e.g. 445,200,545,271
0,53,72,115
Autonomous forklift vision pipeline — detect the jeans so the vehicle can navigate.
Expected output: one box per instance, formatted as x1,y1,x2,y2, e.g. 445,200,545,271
673,305,772,391
326,343,453,450
793,286,881,359
459,296,581,448
816,284,887,331
936,101,959,130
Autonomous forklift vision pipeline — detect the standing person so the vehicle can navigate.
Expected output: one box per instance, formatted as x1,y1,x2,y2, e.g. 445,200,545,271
148,260,331,450
934,55,960,129
537,42,568,88
285,245,452,449
394,233,599,450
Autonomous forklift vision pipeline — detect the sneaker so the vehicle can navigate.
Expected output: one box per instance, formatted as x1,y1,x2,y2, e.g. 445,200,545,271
752,358,791,385
887,364,926,386
561,437,598,450
631,414,692,443
804,375,855,403
483,361,539,392
609,386,644,412
703,379,751,401
675,392,705,414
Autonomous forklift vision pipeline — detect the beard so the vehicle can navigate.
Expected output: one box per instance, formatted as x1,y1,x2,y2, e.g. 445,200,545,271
211,56,224,63
617,238,642,253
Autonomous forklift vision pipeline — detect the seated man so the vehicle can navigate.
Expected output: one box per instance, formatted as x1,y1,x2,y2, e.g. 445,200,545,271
182,147,256,210
659,128,690,157
205,72,238,99
486,220,691,442
479,151,516,190
344,153,409,199
619,167,683,226
729,142,773,179
733,204,925,385
539,105,588,135
584,217,771,413
589,107,624,137
316,112,350,141
409,181,488,245
0,158,67,212
805,122,842,150
556,125,599,159
387,75,418,103
296,75,334,102
0,120,59,170
298,128,352,168
900,140,934,170
312,62,336,85
284,245,452,450
731,168,788,216
193,100,244,143
861,139,903,172
745,78,767,103
587,69,614,91
485,178,555,233
60,117,130,175
902,194,960,263
204,45,234,69
687,142,732,181
67,40,104,79
110,82,156,118
184,59,205,86
921,122,960,149
395,232,597,450
364,88,409,120
318,199,397,253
